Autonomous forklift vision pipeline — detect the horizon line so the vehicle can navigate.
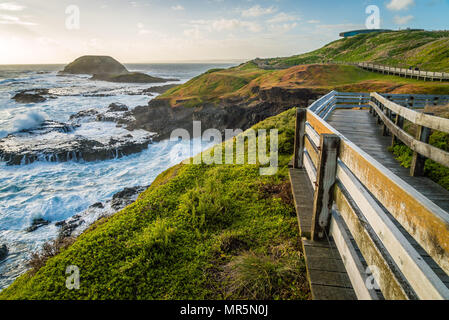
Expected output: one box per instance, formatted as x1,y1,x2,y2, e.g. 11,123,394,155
0,58,249,66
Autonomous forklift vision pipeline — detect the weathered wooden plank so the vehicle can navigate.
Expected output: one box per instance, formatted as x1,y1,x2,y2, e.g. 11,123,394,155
372,93,449,133
289,168,314,239
336,159,449,299
410,120,432,177
302,238,357,300
311,135,340,240
303,150,317,188
370,101,449,168
293,108,306,169
330,210,380,300
307,110,335,135
333,184,412,300
305,137,319,169
305,123,320,147
311,285,357,300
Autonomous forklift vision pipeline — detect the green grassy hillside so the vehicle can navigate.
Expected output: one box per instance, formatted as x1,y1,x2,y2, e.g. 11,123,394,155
159,63,449,109
155,31,449,109
0,109,310,300
258,30,449,71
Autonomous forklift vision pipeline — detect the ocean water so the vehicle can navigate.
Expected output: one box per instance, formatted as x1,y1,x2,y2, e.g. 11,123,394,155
0,62,237,290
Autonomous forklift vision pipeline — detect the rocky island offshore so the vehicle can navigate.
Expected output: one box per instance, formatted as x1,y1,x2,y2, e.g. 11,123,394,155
59,55,179,84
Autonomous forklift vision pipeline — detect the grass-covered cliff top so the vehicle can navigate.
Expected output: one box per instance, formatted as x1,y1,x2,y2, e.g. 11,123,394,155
158,30,449,109
160,63,449,108
256,30,449,71
0,109,310,300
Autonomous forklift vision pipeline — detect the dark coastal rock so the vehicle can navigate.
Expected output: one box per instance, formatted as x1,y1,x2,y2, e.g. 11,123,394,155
69,109,99,121
127,87,322,140
0,118,154,166
142,84,178,95
12,92,46,104
56,186,148,239
60,56,128,76
111,186,148,210
25,218,50,233
108,103,128,112
90,202,104,209
91,72,178,84
59,55,179,84
0,244,8,261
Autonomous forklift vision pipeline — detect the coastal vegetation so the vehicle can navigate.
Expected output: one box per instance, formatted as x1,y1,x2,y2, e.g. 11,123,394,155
0,109,310,300
390,104,449,191
2,29,449,300
254,30,449,71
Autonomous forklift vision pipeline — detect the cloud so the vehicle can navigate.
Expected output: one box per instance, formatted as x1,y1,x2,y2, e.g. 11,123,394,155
386,0,415,11
0,2,25,11
268,12,298,23
307,20,320,24
269,22,298,33
0,13,36,25
171,5,184,11
212,18,261,32
242,5,276,17
188,18,262,33
394,15,414,24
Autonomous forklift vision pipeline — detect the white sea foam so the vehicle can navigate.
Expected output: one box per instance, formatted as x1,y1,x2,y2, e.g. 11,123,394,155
0,62,237,291
11,111,47,133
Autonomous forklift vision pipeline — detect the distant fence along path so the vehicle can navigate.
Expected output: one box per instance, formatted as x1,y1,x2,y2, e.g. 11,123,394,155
353,62,449,82
289,90,449,300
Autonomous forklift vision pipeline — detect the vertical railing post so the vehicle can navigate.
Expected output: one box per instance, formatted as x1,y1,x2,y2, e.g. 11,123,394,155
391,114,404,147
311,134,340,241
293,108,306,169
410,113,433,177
382,108,390,136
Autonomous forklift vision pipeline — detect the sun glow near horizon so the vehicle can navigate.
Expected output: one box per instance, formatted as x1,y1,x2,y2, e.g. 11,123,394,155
0,0,448,65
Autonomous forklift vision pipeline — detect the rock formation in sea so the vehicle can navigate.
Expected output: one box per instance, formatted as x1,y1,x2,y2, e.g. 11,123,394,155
59,55,179,84
0,106,155,166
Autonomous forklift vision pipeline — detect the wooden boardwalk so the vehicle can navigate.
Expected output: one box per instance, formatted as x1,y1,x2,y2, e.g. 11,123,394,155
289,103,449,300
326,109,449,213
289,166,358,299
326,109,449,293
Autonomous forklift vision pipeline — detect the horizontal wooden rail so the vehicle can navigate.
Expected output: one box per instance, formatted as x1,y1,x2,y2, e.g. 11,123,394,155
358,62,449,82
293,91,449,300
372,93,449,134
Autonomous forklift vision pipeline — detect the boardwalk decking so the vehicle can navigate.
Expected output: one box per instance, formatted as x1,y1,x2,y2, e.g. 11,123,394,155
289,166,358,300
327,109,449,291
289,106,449,300
326,109,449,213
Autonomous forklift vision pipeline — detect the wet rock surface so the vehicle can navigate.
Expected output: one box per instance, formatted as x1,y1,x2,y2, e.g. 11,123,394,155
25,218,50,233
12,89,55,103
127,87,320,141
110,186,148,210
0,244,8,261
142,84,178,94
56,185,148,239
0,109,155,165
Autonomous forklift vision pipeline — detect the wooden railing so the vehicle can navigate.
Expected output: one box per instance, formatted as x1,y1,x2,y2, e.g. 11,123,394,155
369,93,449,176
357,62,449,82
293,91,449,300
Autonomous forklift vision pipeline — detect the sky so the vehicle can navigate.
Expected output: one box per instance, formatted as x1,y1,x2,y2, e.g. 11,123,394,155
0,0,448,64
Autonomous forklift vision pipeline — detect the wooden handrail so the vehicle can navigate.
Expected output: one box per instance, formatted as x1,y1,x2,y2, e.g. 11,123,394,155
369,100,449,168
372,93,449,134
294,92,449,300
